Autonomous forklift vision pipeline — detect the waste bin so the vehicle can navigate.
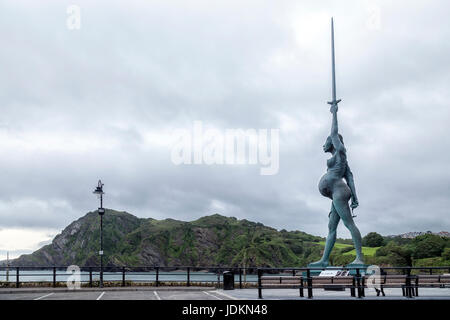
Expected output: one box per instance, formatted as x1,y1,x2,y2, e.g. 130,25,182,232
223,271,234,290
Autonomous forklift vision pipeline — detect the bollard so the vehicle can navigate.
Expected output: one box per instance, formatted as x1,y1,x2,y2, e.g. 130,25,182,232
122,267,125,287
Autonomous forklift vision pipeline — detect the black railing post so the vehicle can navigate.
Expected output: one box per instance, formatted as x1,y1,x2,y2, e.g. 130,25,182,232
361,272,365,297
9,265,450,292
351,275,356,297
406,268,412,298
299,269,304,297
299,278,304,297
415,274,419,297
307,269,313,298
356,268,362,298
16,267,19,288
239,268,242,289
156,267,159,287
257,269,262,299
187,267,190,287
217,269,221,289
53,267,56,287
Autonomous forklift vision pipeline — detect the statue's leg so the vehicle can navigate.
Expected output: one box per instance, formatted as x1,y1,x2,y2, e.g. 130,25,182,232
321,204,340,263
332,194,364,264
308,204,340,268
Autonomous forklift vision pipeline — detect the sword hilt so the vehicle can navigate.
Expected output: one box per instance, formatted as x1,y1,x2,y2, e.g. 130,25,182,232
327,99,341,105
351,207,357,218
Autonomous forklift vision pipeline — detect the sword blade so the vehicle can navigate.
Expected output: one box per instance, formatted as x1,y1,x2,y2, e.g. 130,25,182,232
331,17,336,103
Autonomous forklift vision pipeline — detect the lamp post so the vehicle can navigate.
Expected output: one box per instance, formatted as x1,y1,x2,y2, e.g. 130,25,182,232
93,180,105,288
6,252,9,282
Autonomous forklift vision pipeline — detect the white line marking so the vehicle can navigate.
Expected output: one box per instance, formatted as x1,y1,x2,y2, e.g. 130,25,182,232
96,291,105,300
34,293,54,300
213,290,238,300
153,291,161,300
203,291,222,300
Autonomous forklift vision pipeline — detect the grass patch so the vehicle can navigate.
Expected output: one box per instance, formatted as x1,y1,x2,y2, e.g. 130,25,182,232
318,241,352,249
343,246,380,257
318,241,380,257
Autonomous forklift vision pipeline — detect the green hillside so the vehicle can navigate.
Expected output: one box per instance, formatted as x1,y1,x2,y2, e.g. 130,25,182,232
11,210,325,268
8,211,450,268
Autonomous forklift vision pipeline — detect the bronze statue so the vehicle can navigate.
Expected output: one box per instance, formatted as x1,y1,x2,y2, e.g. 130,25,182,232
309,18,364,268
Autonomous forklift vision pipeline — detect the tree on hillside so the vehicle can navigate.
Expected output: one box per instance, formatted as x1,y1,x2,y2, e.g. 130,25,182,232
412,234,446,259
442,248,450,261
375,242,412,266
362,232,385,247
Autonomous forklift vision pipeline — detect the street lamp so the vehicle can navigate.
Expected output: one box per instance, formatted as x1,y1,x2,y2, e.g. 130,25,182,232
93,180,105,288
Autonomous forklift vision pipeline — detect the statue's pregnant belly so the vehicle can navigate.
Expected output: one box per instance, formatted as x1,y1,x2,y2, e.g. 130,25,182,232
318,173,334,199
319,172,352,200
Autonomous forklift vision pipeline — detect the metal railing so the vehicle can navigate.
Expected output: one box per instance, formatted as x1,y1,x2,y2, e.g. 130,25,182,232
256,266,450,299
1,265,450,298
0,266,260,288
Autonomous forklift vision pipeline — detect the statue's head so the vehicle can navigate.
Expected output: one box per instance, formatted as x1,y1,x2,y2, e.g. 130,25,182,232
323,134,344,153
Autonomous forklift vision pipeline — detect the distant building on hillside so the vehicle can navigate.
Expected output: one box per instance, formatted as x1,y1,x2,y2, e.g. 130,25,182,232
386,231,450,239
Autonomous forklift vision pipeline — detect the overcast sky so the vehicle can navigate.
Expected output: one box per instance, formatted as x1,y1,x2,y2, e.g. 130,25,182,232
1,0,449,260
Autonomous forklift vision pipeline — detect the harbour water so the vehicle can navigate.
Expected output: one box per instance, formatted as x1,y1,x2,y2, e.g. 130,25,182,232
0,270,259,284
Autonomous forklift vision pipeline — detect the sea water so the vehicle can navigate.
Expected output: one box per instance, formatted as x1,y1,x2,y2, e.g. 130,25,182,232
0,270,258,284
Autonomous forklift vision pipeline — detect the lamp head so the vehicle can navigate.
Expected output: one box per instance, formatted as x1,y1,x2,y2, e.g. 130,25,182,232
93,180,104,195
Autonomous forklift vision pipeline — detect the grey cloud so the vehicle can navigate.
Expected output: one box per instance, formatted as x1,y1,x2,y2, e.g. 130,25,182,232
0,0,449,240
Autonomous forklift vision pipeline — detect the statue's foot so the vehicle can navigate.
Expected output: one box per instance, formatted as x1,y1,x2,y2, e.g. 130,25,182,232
308,259,329,268
347,257,365,266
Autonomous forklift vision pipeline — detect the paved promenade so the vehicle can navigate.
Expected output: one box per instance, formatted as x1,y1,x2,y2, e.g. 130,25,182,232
0,286,449,300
